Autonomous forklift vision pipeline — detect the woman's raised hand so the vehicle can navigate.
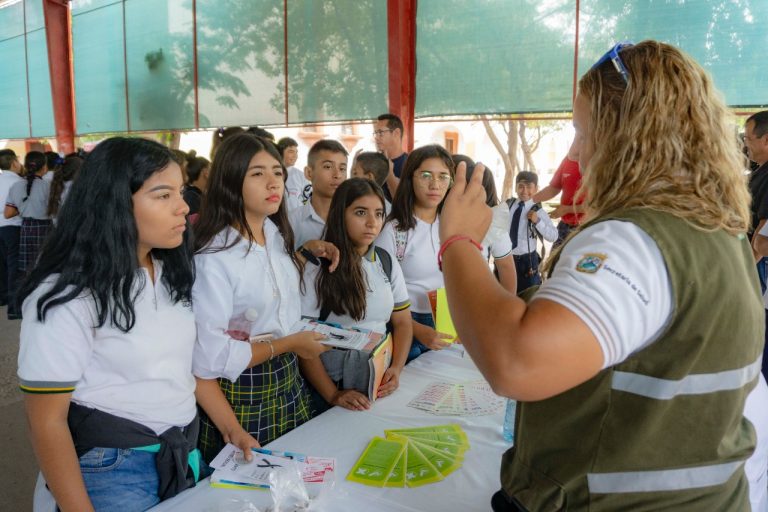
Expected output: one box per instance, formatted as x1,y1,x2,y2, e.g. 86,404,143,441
439,161,492,245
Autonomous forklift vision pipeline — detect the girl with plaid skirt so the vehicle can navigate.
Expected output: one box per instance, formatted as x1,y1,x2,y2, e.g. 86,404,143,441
192,133,338,463
4,151,52,275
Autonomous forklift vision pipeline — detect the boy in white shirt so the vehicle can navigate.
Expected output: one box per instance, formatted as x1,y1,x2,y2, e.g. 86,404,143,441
277,137,311,211
506,171,557,292
0,150,22,318
287,139,348,248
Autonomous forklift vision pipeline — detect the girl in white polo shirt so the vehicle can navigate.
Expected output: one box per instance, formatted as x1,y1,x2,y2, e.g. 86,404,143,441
301,178,412,411
377,145,456,362
192,133,334,463
17,138,247,511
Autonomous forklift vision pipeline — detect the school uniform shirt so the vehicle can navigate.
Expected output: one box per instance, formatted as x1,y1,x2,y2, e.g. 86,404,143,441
301,246,410,334
0,171,22,227
287,200,325,251
377,217,442,315
17,261,197,435
7,177,50,220
506,198,558,255
192,222,302,382
285,167,311,212
535,219,767,512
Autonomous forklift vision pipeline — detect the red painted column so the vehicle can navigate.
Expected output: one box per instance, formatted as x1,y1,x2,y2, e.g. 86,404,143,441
387,0,417,152
43,0,76,154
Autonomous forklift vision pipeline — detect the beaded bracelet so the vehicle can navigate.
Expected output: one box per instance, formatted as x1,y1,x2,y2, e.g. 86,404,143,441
438,235,482,271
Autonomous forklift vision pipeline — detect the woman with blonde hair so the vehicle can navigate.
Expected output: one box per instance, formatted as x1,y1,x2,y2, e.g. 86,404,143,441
438,41,765,511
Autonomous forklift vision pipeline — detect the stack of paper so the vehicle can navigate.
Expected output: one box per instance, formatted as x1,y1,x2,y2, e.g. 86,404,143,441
346,424,470,488
407,380,505,416
209,444,335,490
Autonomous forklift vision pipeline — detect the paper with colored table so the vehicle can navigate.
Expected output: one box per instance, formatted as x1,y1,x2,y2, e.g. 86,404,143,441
208,443,335,490
407,379,505,416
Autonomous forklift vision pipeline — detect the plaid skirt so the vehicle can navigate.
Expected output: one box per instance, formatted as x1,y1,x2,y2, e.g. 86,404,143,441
198,352,313,463
20,218,52,273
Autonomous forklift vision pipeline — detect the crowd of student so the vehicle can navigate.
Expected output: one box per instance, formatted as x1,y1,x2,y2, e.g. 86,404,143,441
10,40,768,512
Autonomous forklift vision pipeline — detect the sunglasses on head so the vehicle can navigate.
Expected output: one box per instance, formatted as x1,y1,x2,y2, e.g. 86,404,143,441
592,42,633,83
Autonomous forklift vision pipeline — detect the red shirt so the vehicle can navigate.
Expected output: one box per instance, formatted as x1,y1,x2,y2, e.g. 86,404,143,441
549,157,583,225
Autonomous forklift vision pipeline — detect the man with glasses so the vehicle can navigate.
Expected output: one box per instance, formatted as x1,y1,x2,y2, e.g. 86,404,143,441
374,113,408,200
746,111,768,385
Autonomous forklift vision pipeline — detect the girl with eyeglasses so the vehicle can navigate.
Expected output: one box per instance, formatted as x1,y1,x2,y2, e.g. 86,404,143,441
376,145,456,362
301,178,412,411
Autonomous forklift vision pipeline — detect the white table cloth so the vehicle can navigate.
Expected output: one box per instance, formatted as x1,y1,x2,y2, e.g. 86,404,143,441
151,346,509,512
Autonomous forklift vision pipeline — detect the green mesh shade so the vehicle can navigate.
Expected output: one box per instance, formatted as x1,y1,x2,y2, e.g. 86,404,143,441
69,0,387,134
195,0,285,127
577,0,768,108
285,0,388,124
72,2,129,133
124,0,195,131
5,1,768,138
415,0,577,117
0,37,31,139
0,0,54,139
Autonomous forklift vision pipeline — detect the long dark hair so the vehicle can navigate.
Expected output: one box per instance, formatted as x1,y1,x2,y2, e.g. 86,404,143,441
388,144,455,231
46,155,83,217
316,178,385,320
23,151,46,200
194,133,302,274
18,137,195,332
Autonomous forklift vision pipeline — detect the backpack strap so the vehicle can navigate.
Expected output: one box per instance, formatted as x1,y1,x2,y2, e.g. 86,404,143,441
374,246,393,282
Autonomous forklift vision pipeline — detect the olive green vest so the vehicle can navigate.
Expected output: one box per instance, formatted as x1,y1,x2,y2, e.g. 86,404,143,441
501,209,763,511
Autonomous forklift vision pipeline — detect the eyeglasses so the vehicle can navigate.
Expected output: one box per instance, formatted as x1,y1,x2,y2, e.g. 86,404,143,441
416,170,452,187
373,129,392,138
592,42,633,83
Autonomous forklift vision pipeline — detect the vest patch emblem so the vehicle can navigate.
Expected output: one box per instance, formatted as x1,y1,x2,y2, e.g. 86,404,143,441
575,253,606,274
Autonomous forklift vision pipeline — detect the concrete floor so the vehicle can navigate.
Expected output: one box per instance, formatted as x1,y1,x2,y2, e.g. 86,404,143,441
0,309,37,511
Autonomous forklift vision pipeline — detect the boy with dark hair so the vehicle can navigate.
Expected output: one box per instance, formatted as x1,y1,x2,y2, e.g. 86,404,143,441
0,149,23,318
506,171,557,293
288,139,348,248
277,137,310,211
352,151,391,213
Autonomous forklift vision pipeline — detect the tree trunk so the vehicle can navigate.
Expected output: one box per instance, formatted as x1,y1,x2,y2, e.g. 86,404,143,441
481,116,517,200
519,121,537,172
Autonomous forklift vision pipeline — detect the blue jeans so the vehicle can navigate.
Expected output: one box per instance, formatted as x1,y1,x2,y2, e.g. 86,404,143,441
408,311,435,363
79,448,160,512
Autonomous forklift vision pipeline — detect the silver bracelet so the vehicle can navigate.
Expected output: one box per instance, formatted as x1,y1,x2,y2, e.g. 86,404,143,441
267,340,275,360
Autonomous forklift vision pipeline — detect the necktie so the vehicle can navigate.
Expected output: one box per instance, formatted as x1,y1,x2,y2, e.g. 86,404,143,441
510,201,525,249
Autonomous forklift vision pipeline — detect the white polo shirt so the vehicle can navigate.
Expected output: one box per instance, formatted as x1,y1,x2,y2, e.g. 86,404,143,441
285,167,311,212
506,199,558,255
0,171,22,227
17,261,197,435
301,246,410,333
377,217,443,314
7,177,50,220
287,200,325,250
192,222,302,381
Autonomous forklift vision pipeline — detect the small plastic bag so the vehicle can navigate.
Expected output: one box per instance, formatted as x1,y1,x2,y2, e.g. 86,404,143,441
267,460,336,512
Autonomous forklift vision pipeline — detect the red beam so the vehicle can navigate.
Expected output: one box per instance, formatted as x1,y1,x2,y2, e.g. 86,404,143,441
387,0,417,152
42,0,76,154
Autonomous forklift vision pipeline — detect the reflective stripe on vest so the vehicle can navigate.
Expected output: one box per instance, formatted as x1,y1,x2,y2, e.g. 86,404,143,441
587,460,744,494
611,355,762,400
